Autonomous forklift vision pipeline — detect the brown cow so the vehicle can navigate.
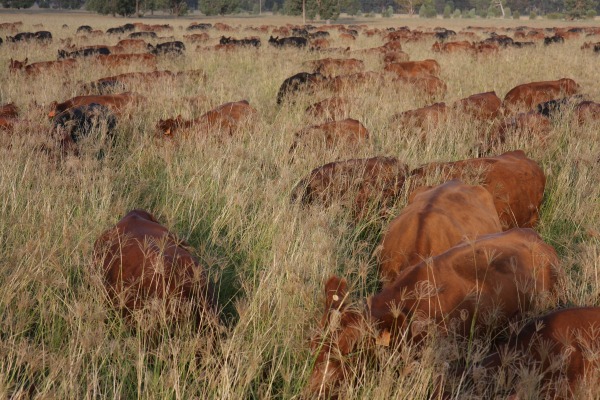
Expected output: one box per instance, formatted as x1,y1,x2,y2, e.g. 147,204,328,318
303,58,365,77
432,40,475,53
503,78,580,114
291,156,408,217
482,112,551,154
309,228,557,396
410,150,546,229
574,101,600,124
453,91,502,120
328,71,386,93
391,102,447,129
478,307,600,399
310,38,331,50
291,118,369,151
183,33,210,43
384,60,441,78
157,100,256,136
393,75,448,99
48,92,139,118
85,70,189,92
305,97,349,121
93,209,217,325
9,58,76,75
382,50,410,64
0,103,19,132
378,180,502,282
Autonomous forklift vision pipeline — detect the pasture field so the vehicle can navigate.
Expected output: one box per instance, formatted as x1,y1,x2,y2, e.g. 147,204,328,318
0,12,599,399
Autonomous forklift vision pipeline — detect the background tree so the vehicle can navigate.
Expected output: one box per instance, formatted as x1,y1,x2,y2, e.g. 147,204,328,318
564,0,598,18
2,0,35,8
394,0,422,14
199,0,239,15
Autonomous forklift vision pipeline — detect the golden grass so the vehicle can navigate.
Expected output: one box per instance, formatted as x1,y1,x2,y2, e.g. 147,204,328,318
0,11,599,399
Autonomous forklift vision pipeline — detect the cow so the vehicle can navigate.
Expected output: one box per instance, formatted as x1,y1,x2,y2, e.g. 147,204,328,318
503,78,580,114
432,40,475,53
382,50,410,64
6,30,52,43
303,58,364,77
290,118,369,151
378,180,502,283
116,39,148,52
535,96,583,118
9,58,76,75
157,100,257,136
305,96,349,121
52,103,117,154
76,25,93,34
384,60,441,78
309,228,557,396
574,100,600,124
328,71,386,93
291,156,408,218
276,72,326,105
477,307,600,399
219,36,261,48
309,38,331,50
84,70,179,93
544,35,565,45
183,33,210,43
393,75,448,99
57,46,111,59
148,41,185,55
48,93,139,118
268,36,308,48
187,23,212,31
391,102,447,130
93,209,217,326
482,112,551,154
453,91,502,120
0,102,18,132
410,150,546,229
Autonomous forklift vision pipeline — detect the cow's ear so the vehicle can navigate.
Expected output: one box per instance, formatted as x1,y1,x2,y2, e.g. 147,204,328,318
24,57,28,64
324,275,347,311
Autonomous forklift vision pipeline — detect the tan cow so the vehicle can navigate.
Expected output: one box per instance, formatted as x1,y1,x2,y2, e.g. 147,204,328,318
93,209,217,325
309,228,557,396
410,150,546,229
379,180,502,282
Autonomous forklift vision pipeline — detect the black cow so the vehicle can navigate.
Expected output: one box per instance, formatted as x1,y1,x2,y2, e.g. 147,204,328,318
53,103,117,152
536,96,582,118
77,25,93,34
593,43,600,53
511,41,536,48
268,36,308,48
7,31,52,43
219,36,261,47
58,47,111,59
292,28,309,37
308,31,330,39
187,23,212,31
435,29,456,41
148,41,185,55
544,35,565,45
483,34,514,47
276,72,326,105
107,24,135,35
130,31,158,39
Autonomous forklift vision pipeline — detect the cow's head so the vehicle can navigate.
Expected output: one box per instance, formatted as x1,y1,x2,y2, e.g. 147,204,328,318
9,58,27,71
307,276,367,397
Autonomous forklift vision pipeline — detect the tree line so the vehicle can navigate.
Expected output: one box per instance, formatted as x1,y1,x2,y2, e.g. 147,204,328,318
1,0,597,21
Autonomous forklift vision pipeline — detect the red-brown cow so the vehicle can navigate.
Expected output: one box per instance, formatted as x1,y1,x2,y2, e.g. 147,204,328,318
309,228,557,396
9,58,76,75
503,78,580,114
378,180,502,282
303,58,365,77
94,209,217,325
482,111,551,154
384,59,441,78
410,150,546,229
305,97,349,121
48,92,140,118
391,102,447,129
453,91,502,120
291,156,408,217
291,118,369,150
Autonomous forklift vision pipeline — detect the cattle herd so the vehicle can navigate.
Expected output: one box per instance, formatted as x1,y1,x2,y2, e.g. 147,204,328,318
1,16,600,399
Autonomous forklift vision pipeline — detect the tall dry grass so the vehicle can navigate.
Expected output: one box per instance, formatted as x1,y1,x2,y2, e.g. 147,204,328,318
0,12,599,399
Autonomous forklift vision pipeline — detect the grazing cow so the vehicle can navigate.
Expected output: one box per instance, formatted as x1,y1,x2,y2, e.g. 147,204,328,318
434,29,456,41
309,228,557,396
157,100,256,136
410,150,545,229
309,38,331,50
9,58,76,75
305,96,349,121
268,36,308,48
6,30,52,43
96,54,157,69
76,25,93,34
308,31,330,39
116,39,148,52
303,58,364,77
276,72,326,105
94,210,217,325
291,118,369,151
219,36,261,48
187,23,212,31
184,33,210,43
48,93,139,118
384,60,441,78
535,96,583,118
52,103,117,153
328,71,386,93
393,75,447,99
483,112,551,154
148,41,185,55
453,91,502,120
511,41,536,48
85,70,182,93
291,156,408,217
544,35,565,45
391,102,447,130
483,34,514,47
574,100,600,124
503,78,580,114
378,180,502,282
0,103,18,132
58,46,111,59
478,307,600,398
382,51,409,64
432,40,475,53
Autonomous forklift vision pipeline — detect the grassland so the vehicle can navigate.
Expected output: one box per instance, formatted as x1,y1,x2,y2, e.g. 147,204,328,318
0,12,599,399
